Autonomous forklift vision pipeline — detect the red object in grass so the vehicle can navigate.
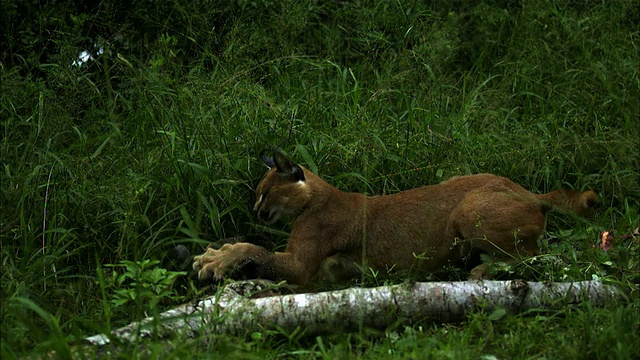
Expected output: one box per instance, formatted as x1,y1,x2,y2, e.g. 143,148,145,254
595,227,639,252
599,231,614,252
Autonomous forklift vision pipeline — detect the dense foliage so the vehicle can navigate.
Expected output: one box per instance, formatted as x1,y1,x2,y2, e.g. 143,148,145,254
1,0,638,358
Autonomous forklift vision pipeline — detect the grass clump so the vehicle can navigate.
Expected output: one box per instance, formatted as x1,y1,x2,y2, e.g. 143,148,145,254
1,0,638,358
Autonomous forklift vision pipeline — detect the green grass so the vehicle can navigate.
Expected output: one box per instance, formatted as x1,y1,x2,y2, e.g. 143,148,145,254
1,0,639,358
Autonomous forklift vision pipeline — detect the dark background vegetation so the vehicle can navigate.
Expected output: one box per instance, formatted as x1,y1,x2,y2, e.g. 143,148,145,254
1,0,638,358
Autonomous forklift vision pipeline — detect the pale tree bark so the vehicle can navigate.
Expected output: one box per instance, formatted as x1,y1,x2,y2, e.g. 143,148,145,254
84,280,623,346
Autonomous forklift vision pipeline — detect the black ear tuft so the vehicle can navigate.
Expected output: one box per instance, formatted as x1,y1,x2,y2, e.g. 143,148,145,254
273,150,305,181
260,150,276,168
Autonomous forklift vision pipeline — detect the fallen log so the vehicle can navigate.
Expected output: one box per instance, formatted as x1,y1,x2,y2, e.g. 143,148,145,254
85,280,623,346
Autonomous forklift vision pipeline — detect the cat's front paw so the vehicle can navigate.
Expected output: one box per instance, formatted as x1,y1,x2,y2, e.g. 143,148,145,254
192,243,262,281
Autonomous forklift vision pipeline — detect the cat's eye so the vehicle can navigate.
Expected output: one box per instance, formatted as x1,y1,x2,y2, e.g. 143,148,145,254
260,190,269,202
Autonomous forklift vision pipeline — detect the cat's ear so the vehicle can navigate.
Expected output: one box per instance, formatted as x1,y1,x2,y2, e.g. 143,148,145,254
260,150,276,169
273,150,305,182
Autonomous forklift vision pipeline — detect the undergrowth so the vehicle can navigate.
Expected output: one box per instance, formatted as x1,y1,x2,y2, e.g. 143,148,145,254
1,0,638,358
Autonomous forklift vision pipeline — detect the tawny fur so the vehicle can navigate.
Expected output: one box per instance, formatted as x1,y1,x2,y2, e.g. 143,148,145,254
193,151,596,286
